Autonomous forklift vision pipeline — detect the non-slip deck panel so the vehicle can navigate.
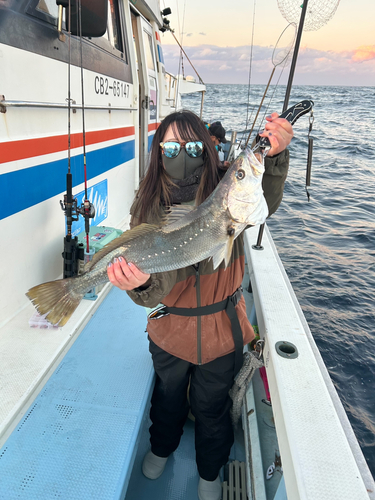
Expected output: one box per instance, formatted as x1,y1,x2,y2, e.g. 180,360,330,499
0,287,154,500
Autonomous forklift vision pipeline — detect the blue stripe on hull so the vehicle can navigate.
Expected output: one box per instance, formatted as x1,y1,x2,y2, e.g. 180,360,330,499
148,133,155,152
0,140,135,220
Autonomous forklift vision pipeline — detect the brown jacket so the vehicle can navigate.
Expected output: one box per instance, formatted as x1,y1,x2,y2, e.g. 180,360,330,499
127,149,290,364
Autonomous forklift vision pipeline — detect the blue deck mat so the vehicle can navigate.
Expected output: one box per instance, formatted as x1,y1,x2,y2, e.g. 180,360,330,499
126,417,200,500
125,407,246,500
0,287,154,500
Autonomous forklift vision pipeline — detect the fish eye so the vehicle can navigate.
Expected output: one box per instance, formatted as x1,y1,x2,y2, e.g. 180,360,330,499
236,169,245,180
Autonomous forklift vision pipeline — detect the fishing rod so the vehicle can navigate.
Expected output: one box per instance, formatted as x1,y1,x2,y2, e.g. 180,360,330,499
58,0,95,278
282,1,309,112
58,0,80,278
251,99,314,250
253,0,312,249
77,0,95,255
244,22,297,149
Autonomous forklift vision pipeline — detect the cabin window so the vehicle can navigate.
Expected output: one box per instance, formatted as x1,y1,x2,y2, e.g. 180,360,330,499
27,0,61,26
36,0,58,17
143,30,155,71
107,0,122,52
98,0,123,53
90,0,127,62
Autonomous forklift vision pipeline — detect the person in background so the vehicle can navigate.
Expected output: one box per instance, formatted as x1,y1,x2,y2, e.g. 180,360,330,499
107,110,293,500
207,121,230,167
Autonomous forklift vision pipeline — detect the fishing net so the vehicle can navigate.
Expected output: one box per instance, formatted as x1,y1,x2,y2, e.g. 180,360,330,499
277,0,341,31
272,23,296,66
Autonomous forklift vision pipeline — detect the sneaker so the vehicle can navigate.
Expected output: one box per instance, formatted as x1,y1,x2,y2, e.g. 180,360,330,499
142,450,169,479
198,476,222,500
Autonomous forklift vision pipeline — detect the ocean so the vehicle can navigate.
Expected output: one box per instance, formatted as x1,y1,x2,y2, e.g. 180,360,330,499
183,84,375,476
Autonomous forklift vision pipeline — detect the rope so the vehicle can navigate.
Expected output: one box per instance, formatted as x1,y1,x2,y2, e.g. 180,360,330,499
229,350,264,426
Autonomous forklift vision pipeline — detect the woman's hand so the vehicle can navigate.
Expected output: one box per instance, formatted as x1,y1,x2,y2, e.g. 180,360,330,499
107,257,150,291
259,112,294,157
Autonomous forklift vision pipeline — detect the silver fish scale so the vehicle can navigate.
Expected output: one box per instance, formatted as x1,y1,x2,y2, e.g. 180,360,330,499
125,213,229,273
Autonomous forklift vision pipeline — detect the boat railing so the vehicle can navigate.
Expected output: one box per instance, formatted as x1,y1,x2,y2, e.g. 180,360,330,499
243,224,375,499
0,98,133,112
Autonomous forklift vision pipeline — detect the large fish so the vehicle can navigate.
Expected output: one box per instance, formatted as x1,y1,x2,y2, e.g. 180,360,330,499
26,147,268,326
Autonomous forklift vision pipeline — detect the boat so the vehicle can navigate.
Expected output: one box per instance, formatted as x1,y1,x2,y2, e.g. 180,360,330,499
0,1,374,499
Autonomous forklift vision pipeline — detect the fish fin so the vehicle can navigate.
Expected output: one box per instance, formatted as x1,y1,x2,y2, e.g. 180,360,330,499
224,231,235,267
161,204,196,231
86,223,159,270
26,278,83,327
212,245,227,270
211,233,235,270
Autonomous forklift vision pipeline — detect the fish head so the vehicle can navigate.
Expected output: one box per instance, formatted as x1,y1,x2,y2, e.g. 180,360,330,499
225,146,269,225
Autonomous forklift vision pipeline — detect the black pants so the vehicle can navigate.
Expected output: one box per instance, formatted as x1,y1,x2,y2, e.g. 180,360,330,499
148,339,236,481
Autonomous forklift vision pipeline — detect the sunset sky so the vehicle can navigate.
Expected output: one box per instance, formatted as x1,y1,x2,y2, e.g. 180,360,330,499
159,0,375,86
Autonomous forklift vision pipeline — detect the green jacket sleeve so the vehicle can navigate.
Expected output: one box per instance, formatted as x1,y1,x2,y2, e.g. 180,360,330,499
126,269,178,308
262,148,289,217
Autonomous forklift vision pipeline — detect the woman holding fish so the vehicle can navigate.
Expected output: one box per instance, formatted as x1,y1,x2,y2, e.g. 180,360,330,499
107,110,293,500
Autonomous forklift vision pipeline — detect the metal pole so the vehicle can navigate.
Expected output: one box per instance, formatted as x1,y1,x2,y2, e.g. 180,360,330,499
170,32,205,84
255,0,309,250
200,90,205,119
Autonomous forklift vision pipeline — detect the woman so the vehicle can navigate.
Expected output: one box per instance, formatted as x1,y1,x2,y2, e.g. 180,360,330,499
107,110,293,500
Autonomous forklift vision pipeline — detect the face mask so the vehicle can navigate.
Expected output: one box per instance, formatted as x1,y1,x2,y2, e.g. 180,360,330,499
163,149,204,180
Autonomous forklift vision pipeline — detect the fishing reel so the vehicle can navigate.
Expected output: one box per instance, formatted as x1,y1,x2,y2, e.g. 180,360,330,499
76,199,95,220
60,193,79,227
60,198,95,279
77,199,96,236
60,195,95,230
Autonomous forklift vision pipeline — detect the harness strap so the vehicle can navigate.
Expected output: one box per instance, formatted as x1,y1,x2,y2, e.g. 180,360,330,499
162,286,244,376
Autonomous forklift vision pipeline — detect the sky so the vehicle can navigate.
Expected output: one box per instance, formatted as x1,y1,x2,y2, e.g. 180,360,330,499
159,0,375,86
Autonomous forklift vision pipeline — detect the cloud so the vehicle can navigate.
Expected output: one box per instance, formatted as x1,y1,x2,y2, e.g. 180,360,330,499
198,48,217,57
161,43,375,86
186,33,193,37
352,45,375,62
199,32,206,36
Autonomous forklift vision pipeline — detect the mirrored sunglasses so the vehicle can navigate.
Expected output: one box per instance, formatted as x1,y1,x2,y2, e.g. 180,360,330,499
160,141,204,159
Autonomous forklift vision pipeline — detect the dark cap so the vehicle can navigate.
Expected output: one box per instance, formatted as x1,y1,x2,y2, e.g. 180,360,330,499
208,121,227,143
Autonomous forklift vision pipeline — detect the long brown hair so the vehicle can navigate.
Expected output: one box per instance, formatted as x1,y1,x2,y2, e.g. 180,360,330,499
132,110,222,224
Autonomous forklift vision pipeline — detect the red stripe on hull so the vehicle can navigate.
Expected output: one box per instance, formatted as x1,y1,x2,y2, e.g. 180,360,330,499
0,126,135,164
148,122,160,132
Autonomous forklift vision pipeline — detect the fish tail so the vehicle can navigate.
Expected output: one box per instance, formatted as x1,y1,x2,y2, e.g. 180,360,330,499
26,277,84,327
